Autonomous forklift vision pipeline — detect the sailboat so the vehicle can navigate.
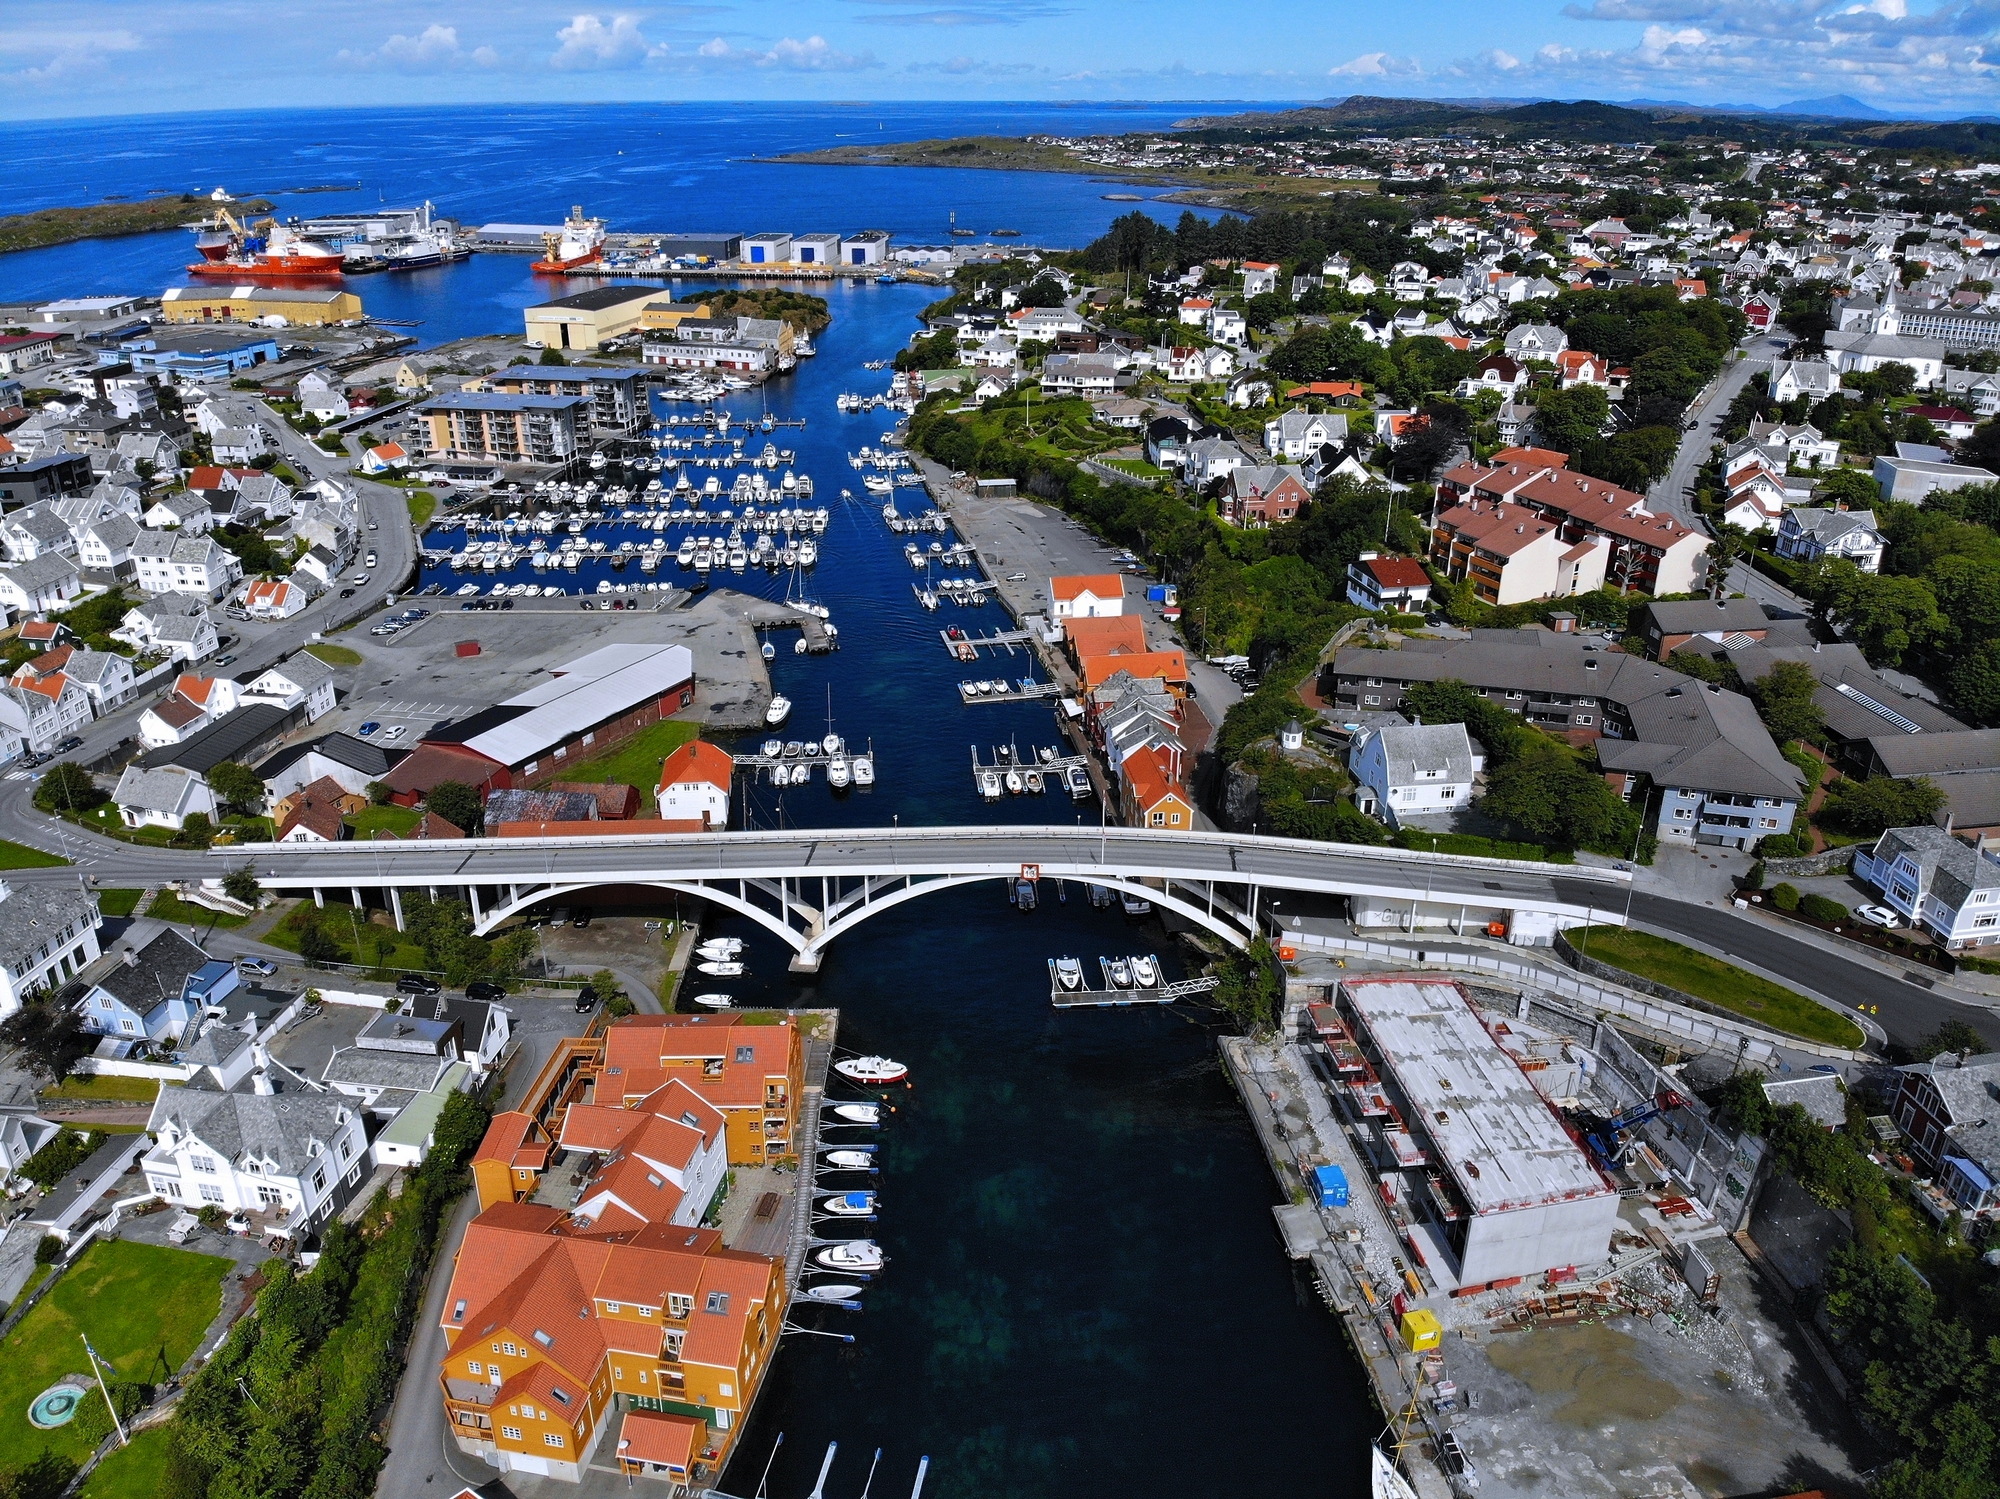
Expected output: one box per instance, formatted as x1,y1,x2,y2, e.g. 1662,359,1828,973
1372,1447,1420,1499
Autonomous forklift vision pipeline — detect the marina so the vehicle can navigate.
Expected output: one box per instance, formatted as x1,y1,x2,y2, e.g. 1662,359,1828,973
968,743,1092,802
939,627,1035,660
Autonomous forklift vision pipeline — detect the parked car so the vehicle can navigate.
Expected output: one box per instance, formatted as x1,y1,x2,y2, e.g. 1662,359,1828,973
465,981,504,1001
572,907,593,928
573,986,598,1014
214,654,236,667
381,726,406,741
237,958,277,976
340,588,357,598
358,721,380,736
55,736,83,753
396,973,442,996
1856,903,1904,929
365,553,378,567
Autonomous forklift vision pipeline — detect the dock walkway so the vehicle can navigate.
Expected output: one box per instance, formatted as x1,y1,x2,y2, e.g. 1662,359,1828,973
783,1020,838,1291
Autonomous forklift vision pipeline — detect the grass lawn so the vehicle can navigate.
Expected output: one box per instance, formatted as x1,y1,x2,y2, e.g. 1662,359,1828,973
557,720,701,810
1098,457,1168,479
0,840,65,869
144,893,247,929
1393,830,1574,864
304,643,363,668
1570,926,1864,1049
408,490,438,529
41,1074,159,1103
263,904,431,971
345,804,420,838
0,1239,232,1471
80,1423,177,1499
96,889,143,917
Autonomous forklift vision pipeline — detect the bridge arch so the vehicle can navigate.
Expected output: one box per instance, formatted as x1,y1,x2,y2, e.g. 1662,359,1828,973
470,879,808,953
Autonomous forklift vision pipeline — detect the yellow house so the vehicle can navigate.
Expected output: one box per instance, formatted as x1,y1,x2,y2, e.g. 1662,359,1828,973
523,284,666,351
639,299,712,332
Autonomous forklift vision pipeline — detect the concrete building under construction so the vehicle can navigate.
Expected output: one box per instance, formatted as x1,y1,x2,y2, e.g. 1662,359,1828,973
1335,974,1620,1285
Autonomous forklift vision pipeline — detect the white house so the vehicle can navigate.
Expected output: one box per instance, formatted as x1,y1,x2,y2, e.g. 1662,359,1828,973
0,677,91,751
212,427,271,465
1241,262,1280,297
1748,421,1841,469
141,491,215,533
242,578,307,619
133,532,243,602
1503,324,1568,359
1348,721,1483,828
1777,506,1886,573
1049,572,1125,620
1265,409,1349,461
112,764,218,832
239,653,337,722
55,649,137,715
143,1085,371,1232
3,507,78,563
655,740,732,831
75,515,141,577
111,597,219,663
1856,824,2000,952
1207,307,1247,345
0,879,102,1017
1770,360,1842,403
0,555,84,617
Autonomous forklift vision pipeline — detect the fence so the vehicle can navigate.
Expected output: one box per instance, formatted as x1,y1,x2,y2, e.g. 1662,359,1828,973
1080,456,1163,489
1285,926,1853,1064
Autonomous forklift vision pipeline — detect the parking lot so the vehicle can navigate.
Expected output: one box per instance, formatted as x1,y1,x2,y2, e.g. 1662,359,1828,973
311,584,801,744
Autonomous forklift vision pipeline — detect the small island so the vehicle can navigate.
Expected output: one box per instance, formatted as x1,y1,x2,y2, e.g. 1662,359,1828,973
0,194,275,256
693,287,833,336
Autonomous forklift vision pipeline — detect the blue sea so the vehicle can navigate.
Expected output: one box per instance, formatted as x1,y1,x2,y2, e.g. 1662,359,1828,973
1,105,1372,1499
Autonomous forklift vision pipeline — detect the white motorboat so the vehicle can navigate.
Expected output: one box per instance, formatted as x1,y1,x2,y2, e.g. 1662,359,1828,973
770,763,791,786
830,1102,880,1124
824,1150,875,1170
979,770,1002,800
828,756,851,789
834,1055,908,1084
696,960,744,977
822,733,842,755
813,1240,884,1272
696,939,743,959
765,694,792,727
1054,957,1084,991
1023,768,1044,794
820,1191,876,1217
1004,769,1023,795
1107,958,1133,988
761,738,783,758
800,1282,865,1303
691,992,733,1009
853,755,875,787
762,638,776,661
1131,955,1160,987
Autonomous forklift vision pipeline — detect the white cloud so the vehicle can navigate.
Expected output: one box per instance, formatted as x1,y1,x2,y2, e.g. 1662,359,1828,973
550,13,665,70
0,27,142,83
688,34,874,70
336,23,498,71
1329,51,1424,78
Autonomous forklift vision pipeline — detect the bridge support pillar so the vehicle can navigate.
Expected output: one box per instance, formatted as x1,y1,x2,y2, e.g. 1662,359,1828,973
787,948,822,976
469,886,483,923
351,885,364,913
389,887,405,933
313,887,324,909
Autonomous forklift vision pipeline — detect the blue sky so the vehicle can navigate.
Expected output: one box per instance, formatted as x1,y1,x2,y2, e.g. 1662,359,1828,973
3,0,1996,120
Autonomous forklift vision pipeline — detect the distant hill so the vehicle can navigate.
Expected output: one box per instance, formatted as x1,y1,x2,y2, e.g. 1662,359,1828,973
1769,94,1903,120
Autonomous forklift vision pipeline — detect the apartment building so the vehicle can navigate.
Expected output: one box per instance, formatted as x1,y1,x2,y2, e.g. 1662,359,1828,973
1323,629,1802,849
1435,449,1710,599
482,367,652,435
598,1013,805,1166
414,391,590,466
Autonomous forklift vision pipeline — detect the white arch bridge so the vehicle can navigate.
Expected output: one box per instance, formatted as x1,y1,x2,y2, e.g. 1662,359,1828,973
243,825,1630,973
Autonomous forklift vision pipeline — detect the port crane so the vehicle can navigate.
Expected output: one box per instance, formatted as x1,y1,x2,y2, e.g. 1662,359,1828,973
1582,1089,1687,1170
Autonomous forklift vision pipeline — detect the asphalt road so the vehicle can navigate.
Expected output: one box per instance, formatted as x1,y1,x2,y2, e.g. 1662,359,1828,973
1650,330,1791,533
1632,892,2000,1052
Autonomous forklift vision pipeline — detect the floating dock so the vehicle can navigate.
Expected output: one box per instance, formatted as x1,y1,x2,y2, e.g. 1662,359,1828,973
957,679,1061,704
1047,957,1220,1008
970,745,1091,799
941,627,1034,660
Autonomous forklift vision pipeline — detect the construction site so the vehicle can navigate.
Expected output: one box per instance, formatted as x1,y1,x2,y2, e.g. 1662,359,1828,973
1224,959,1872,1499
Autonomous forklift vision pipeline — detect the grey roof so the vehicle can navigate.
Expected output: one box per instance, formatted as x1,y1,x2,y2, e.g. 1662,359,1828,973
7,507,74,545
321,1046,454,1093
1333,632,1802,800
1762,1074,1848,1129
1869,824,2000,911
90,929,210,1011
131,530,177,561
1368,722,1477,789
259,652,335,692
1897,1049,2000,1130
416,390,590,415
84,514,141,550
149,1086,355,1176
146,491,210,521
1787,508,1881,545
256,731,399,782
112,763,206,817
1638,598,1774,636
181,1020,255,1069
61,649,126,688
1730,644,1966,743
0,883,97,977
1,553,80,588
1866,728,2000,778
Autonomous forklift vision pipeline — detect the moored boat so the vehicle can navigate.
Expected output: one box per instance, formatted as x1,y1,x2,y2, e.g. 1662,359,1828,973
834,1055,908,1085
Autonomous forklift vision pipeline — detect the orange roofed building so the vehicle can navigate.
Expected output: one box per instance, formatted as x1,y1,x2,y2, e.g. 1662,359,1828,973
447,1074,777,1482
601,1014,804,1167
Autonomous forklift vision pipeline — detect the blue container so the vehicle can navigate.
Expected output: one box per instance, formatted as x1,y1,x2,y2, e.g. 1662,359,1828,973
1312,1164,1349,1209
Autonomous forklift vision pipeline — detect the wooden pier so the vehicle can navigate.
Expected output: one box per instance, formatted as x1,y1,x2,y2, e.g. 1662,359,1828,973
969,745,1093,800
1048,962,1219,1008
957,679,1060,704
940,627,1033,660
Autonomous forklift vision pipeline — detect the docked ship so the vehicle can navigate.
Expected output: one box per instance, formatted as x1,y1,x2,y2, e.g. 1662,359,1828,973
188,208,343,280
531,205,608,274
316,202,467,274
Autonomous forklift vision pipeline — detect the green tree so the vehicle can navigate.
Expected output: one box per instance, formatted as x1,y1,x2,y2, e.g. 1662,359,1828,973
1480,741,1638,852
1400,679,1526,765
426,781,483,835
174,812,214,848
1748,658,1826,746
1531,384,1610,452
1912,1018,1988,1060
32,761,105,815
0,995,93,1083
537,346,566,365
1947,639,2000,727
1818,774,1947,837
208,760,266,816
222,864,262,907
1815,466,1881,509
